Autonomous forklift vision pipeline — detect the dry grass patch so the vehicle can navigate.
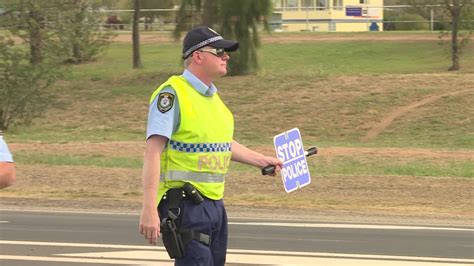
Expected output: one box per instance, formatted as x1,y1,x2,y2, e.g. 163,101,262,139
2,162,472,221
111,32,442,45
2,145,472,222
222,73,474,146
11,141,145,157
225,173,473,219
1,165,142,201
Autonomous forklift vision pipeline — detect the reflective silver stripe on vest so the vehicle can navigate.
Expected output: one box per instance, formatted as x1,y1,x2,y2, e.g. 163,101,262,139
161,170,225,183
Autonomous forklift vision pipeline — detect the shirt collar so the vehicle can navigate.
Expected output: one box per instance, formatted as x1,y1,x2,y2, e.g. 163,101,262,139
182,69,217,96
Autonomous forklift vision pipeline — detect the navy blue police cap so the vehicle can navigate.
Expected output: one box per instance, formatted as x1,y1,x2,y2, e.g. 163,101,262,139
182,26,239,59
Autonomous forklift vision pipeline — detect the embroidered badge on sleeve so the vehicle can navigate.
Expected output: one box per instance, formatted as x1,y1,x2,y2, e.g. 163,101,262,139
157,92,175,113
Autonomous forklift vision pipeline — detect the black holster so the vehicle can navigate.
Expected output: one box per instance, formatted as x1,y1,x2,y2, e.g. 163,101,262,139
160,183,210,259
161,216,185,259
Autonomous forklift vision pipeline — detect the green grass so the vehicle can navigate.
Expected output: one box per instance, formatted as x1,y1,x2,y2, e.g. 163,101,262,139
228,155,473,178
14,151,472,179
313,156,474,178
260,42,470,75
67,40,474,85
371,91,474,148
5,37,474,150
67,44,182,81
14,152,142,168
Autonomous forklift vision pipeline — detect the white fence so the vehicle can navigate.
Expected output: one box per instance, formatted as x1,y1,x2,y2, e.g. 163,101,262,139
1,5,472,33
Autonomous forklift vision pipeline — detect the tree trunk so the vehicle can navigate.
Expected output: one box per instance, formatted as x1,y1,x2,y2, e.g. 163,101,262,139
448,2,461,71
202,0,218,27
72,0,86,63
449,15,460,71
29,9,43,65
132,0,142,69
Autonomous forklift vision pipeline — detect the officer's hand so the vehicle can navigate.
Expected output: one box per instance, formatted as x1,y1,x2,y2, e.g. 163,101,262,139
139,206,160,245
262,156,283,176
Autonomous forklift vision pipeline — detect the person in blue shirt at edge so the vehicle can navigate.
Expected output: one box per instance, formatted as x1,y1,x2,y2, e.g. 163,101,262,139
139,26,283,265
0,130,16,189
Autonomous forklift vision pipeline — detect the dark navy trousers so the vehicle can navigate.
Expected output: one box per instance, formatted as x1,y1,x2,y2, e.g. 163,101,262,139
158,197,228,266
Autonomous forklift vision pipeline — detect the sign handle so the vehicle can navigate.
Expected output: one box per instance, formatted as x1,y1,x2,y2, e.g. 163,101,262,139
261,146,318,175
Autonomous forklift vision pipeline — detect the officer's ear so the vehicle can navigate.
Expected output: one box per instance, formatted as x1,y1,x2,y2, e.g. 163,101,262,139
191,51,204,64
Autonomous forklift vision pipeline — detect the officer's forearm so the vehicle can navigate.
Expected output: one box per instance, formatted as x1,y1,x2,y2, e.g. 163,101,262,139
231,140,267,168
142,136,167,208
142,151,160,208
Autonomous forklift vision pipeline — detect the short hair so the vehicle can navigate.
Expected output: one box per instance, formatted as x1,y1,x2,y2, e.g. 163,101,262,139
183,56,191,68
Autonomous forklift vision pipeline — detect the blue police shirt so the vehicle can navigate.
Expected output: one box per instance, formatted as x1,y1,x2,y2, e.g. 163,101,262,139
0,135,14,162
146,69,217,140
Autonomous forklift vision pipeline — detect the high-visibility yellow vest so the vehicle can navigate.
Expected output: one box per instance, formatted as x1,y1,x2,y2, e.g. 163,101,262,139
149,75,234,205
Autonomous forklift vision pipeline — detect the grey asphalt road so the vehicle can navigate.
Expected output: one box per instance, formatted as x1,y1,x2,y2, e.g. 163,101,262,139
0,210,473,266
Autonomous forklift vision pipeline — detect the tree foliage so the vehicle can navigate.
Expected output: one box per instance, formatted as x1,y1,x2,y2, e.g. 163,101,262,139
119,0,175,30
406,0,473,71
1,1,67,65
384,12,431,31
140,0,175,30
0,0,113,129
58,0,115,63
0,37,62,130
1,0,113,64
173,0,208,39
441,0,473,71
220,0,272,75
174,0,272,76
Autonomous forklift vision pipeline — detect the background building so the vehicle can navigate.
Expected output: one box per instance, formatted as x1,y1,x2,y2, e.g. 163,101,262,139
271,0,384,32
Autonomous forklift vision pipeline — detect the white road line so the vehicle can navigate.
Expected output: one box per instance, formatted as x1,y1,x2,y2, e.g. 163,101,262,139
228,222,474,231
0,221,10,223
0,255,170,265
0,240,165,250
0,252,472,266
225,249,474,264
54,250,474,266
1,240,473,265
0,208,139,216
231,235,361,243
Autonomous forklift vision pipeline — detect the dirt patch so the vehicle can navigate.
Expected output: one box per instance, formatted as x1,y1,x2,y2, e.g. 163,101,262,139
0,164,142,211
10,142,474,160
361,88,474,141
2,143,473,224
247,145,474,160
1,162,472,225
225,171,473,222
259,34,440,43
10,141,146,157
111,33,441,44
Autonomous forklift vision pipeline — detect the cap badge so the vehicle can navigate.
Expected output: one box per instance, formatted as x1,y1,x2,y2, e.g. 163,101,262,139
208,27,219,35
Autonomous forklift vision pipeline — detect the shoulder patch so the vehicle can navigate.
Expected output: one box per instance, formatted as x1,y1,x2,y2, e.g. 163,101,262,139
157,92,175,113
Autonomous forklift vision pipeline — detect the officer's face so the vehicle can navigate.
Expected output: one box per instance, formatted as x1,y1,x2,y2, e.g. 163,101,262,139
196,47,230,77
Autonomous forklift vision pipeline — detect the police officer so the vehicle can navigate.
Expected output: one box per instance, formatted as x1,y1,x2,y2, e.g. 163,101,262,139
0,130,16,189
139,26,283,265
